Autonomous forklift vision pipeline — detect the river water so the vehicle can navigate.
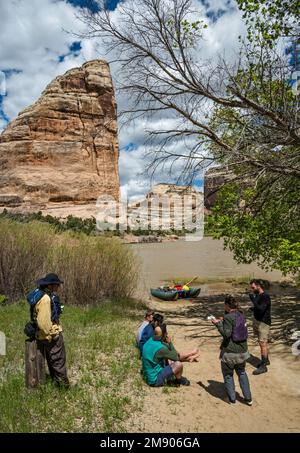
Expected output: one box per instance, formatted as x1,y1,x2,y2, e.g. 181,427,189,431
129,237,282,292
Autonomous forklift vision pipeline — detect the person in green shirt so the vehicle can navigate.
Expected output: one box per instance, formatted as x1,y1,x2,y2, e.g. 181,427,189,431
142,323,199,387
211,295,252,406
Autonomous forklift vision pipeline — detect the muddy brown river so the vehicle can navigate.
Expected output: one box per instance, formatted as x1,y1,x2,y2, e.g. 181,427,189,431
129,237,282,293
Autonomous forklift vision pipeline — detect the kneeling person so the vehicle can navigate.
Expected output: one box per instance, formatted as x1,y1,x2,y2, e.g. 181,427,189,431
142,324,190,387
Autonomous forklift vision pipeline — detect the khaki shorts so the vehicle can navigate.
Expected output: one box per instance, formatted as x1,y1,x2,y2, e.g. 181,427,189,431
253,319,270,342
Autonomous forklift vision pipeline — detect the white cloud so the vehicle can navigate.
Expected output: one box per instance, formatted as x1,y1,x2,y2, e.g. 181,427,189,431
0,117,7,131
0,0,93,121
0,0,246,198
202,7,245,60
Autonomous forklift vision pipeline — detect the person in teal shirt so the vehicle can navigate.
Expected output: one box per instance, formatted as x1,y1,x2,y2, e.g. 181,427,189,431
142,324,196,387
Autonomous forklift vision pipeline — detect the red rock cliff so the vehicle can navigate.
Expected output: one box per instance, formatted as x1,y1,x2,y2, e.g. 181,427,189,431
0,60,119,217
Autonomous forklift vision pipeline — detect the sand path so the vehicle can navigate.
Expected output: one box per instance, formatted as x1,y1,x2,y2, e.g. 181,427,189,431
128,285,300,433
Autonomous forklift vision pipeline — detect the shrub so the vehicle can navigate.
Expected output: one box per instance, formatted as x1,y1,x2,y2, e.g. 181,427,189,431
0,210,98,235
0,219,53,300
0,219,140,304
49,234,140,305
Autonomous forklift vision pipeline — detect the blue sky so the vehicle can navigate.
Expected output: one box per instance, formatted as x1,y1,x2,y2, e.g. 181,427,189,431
66,0,120,12
58,41,82,62
0,0,252,200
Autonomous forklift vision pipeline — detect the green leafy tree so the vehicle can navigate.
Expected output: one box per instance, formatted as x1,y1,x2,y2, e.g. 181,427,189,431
237,0,300,45
77,0,300,274
207,180,300,275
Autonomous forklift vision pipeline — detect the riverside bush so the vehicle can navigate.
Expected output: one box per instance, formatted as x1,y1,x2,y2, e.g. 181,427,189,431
0,218,139,304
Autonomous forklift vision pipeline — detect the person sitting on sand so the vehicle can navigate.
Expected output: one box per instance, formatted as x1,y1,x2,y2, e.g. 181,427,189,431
142,324,192,387
210,295,252,406
139,313,164,354
136,310,154,345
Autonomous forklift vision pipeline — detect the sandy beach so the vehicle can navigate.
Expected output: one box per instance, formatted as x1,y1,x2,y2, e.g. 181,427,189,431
126,239,300,433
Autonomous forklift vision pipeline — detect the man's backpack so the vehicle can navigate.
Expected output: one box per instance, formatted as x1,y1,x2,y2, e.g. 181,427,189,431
231,311,248,342
24,321,38,339
24,288,63,338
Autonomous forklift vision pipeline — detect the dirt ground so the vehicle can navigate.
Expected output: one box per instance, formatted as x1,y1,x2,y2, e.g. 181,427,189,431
127,283,300,433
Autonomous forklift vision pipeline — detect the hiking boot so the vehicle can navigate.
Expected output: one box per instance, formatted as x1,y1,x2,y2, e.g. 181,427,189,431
225,397,236,405
256,358,270,367
253,364,268,375
177,377,190,386
244,399,253,406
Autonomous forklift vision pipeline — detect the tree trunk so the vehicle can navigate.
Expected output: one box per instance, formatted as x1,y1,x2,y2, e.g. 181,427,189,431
25,339,46,389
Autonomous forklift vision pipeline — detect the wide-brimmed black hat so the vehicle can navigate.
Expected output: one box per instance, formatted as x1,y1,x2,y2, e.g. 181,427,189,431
37,273,64,287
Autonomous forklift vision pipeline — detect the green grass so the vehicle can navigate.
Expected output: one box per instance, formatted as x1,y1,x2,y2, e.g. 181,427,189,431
0,299,145,433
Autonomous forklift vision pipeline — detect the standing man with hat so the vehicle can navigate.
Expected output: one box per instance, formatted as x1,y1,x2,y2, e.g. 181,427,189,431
28,273,69,388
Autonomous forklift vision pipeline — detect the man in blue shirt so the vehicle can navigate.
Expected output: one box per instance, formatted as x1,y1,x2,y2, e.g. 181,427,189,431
136,310,154,345
139,313,164,354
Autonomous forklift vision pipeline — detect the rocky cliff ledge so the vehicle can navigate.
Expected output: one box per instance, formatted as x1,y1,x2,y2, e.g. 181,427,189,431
0,60,119,218
204,167,233,210
127,183,203,232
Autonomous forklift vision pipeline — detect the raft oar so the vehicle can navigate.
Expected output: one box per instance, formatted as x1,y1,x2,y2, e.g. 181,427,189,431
184,276,199,287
